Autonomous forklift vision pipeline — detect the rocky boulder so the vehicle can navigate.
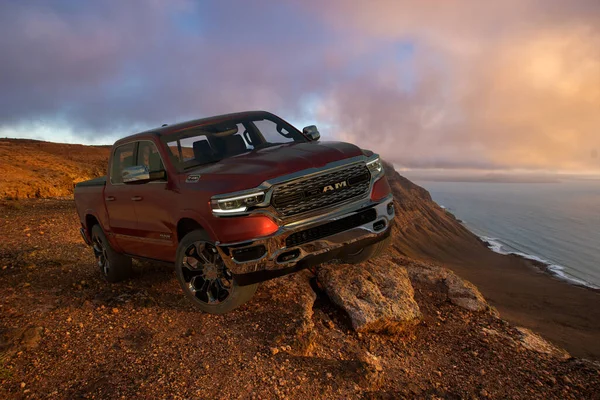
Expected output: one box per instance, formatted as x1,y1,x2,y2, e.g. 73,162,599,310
444,273,489,312
403,259,491,313
516,327,571,360
260,269,317,354
317,258,421,333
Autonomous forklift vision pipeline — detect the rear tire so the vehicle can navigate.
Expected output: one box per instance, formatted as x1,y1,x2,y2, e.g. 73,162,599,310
175,230,258,314
341,235,391,264
91,225,132,282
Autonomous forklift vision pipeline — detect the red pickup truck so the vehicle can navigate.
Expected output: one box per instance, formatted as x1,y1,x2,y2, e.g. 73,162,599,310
74,111,394,313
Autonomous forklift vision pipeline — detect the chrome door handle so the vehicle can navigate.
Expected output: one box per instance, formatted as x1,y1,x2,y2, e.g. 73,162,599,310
131,196,143,202
105,196,115,201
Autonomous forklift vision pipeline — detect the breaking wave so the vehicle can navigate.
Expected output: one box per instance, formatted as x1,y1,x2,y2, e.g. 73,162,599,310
480,236,600,290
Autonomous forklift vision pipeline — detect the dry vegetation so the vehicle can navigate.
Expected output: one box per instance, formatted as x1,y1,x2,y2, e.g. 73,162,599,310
0,139,109,199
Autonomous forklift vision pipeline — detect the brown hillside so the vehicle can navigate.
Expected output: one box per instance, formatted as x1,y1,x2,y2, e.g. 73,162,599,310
0,139,110,199
383,161,600,360
1,140,599,359
383,160,487,262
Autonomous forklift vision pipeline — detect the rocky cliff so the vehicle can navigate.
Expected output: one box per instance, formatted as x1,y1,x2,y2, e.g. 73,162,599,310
382,160,490,262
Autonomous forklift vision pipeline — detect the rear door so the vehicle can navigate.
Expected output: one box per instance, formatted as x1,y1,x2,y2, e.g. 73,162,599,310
104,142,140,255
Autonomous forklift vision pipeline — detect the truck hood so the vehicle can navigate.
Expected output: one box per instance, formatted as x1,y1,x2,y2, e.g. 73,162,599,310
187,141,366,193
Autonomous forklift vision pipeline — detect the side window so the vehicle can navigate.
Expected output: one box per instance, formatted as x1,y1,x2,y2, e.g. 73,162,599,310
110,143,135,184
136,141,165,173
167,135,213,165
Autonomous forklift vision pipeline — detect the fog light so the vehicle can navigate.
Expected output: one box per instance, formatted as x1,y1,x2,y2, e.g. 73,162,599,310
232,245,267,262
277,249,300,263
387,202,394,215
373,220,386,231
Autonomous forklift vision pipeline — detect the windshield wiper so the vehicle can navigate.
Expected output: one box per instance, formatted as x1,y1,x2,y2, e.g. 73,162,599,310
253,142,283,150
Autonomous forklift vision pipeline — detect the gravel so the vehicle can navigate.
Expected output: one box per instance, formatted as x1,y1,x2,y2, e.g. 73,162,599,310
1,199,599,399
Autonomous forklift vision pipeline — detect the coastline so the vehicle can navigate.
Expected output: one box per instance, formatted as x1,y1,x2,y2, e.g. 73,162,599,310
435,199,599,291
383,164,600,361
414,178,600,295
479,236,600,292
423,226,600,361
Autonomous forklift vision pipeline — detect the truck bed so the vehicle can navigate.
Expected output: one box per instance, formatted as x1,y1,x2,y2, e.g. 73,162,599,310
75,176,106,188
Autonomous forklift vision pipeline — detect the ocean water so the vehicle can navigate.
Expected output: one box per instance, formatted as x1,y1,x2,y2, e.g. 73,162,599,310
414,180,600,289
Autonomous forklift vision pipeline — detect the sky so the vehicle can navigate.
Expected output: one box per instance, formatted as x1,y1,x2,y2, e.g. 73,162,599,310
1,0,599,173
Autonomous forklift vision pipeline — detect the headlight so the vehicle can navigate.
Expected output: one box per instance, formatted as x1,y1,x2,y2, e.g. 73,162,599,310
211,192,265,215
366,157,383,176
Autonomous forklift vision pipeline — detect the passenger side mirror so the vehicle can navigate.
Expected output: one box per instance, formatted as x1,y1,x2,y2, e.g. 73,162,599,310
122,165,166,184
302,125,320,141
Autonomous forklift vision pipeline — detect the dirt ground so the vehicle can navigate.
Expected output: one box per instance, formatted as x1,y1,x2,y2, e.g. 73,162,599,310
1,199,599,399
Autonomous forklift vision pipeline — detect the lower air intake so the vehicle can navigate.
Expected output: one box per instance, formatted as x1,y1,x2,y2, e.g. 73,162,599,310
285,208,377,247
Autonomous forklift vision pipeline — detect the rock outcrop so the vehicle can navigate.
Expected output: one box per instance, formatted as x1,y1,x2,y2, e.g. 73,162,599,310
516,327,571,360
317,258,421,333
402,258,491,313
260,269,317,354
0,326,43,361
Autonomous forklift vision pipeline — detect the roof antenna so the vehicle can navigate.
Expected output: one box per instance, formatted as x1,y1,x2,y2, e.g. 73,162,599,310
162,124,168,127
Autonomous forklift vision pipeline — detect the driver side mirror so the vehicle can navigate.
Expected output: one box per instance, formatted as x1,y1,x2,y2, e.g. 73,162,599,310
122,165,166,184
302,125,320,141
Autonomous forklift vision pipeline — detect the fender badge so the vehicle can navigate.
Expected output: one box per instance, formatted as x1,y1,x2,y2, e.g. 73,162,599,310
186,174,201,183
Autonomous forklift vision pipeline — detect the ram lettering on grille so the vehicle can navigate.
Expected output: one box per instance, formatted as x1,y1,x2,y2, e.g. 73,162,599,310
271,163,371,217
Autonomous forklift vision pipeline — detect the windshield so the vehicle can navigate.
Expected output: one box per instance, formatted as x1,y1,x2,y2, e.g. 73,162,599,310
164,114,306,170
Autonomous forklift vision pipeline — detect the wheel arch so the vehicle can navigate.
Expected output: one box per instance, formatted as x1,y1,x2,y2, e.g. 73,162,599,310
82,212,101,244
177,218,207,242
85,213,100,231
84,211,124,253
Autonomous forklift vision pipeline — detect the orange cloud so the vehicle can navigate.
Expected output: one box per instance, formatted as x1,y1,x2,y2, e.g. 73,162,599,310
309,0,600,171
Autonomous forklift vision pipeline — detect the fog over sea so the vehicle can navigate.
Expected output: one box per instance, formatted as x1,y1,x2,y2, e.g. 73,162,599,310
413,179,600,289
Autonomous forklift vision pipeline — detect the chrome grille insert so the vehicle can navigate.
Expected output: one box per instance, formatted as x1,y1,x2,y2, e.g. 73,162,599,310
271,163,371,217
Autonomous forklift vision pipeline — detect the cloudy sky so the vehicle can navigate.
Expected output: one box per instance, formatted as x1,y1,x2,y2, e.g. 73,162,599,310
1,1,599,172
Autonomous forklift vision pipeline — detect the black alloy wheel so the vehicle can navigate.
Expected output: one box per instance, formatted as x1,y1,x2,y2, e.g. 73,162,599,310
92,233,110,277
90,224,132,282
175,230,258,314
181,241,233,304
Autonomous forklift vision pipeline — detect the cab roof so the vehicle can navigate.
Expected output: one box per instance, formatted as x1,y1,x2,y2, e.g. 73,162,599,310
114,110,273,146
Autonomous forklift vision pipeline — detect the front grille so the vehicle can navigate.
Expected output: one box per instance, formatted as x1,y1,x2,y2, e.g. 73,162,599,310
285,208,377,247
271,163,371,217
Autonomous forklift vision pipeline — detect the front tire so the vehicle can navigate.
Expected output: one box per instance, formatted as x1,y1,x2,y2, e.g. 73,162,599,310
91,225,132,282
175,230,258,314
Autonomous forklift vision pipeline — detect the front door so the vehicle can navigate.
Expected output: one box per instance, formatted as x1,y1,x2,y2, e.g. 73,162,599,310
128,140,176,261
104,142,139,255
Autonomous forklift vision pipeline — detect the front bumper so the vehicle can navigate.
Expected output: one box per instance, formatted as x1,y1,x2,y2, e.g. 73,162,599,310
216,194,395,284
